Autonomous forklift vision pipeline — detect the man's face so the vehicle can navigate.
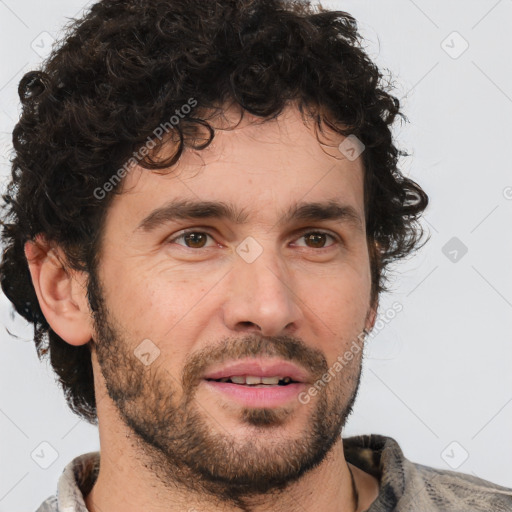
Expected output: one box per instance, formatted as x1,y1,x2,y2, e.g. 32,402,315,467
89,105,375,500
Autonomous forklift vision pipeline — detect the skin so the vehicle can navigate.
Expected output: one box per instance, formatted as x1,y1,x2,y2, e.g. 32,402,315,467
25,103,380,512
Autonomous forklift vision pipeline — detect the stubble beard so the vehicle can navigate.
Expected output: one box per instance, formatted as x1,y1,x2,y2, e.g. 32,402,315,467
88,270,365,507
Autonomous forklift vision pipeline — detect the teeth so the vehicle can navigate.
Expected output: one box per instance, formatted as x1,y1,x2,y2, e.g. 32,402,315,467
216,375,292,385
245,376,263,385
261,376,280,385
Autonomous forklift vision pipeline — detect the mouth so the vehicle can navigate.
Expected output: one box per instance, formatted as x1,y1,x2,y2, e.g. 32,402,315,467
206,375,298,386
201,358,309,408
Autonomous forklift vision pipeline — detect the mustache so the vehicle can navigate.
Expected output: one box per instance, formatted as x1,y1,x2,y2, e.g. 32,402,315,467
181,334,328,395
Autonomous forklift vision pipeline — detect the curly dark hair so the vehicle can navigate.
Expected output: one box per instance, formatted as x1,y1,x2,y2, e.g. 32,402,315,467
0,0,429,424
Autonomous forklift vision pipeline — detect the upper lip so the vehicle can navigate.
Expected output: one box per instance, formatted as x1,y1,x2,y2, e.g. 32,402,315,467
202,358,310,383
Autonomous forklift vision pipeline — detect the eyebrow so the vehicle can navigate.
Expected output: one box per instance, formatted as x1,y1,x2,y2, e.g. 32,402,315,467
135,198,364,233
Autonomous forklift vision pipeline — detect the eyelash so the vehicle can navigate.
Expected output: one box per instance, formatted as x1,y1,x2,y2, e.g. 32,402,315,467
168,228,341,250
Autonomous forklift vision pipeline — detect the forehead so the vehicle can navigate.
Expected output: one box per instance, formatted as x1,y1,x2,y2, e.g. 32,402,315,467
108,105,365,229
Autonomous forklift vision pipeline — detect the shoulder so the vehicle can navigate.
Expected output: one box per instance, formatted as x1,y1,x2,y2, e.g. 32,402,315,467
35,495,58,512
402,462,512,512
33,451,100,512
343,433,512,512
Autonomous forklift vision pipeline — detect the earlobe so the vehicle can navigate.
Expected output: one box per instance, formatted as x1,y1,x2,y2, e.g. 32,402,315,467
24,236,93,346
365,301,378,334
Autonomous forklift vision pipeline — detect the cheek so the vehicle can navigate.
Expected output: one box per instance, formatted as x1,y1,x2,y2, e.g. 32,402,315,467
296,264,371,349
100,258,213,344
300,257,371,308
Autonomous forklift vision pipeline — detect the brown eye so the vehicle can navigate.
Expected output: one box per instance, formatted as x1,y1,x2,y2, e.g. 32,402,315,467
304,233,328,248
297,231,337,249
170,231,214,248
183,232,208,248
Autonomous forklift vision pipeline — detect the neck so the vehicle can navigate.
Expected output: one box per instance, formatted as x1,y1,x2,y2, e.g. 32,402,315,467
84,421,372,512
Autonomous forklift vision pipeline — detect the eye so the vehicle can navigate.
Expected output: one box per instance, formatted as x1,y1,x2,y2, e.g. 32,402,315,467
293,230,339,249
168,230,216,249
168,229,340,250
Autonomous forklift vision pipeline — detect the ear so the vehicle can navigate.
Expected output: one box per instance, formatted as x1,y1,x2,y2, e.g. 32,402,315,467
24,234,93,346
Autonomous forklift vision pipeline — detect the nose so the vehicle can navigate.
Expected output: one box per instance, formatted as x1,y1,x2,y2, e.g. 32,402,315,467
222,246,303,337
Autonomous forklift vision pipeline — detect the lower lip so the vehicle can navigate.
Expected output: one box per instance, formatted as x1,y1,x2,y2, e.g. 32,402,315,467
202,380,307,408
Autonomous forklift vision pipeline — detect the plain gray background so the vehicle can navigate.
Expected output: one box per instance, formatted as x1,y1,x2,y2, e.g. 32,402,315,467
1,1,511,510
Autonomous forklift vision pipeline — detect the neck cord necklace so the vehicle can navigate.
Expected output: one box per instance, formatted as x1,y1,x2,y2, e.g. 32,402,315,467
348,464,359,512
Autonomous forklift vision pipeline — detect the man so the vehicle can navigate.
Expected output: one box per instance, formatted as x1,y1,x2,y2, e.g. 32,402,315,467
1,0,511,511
